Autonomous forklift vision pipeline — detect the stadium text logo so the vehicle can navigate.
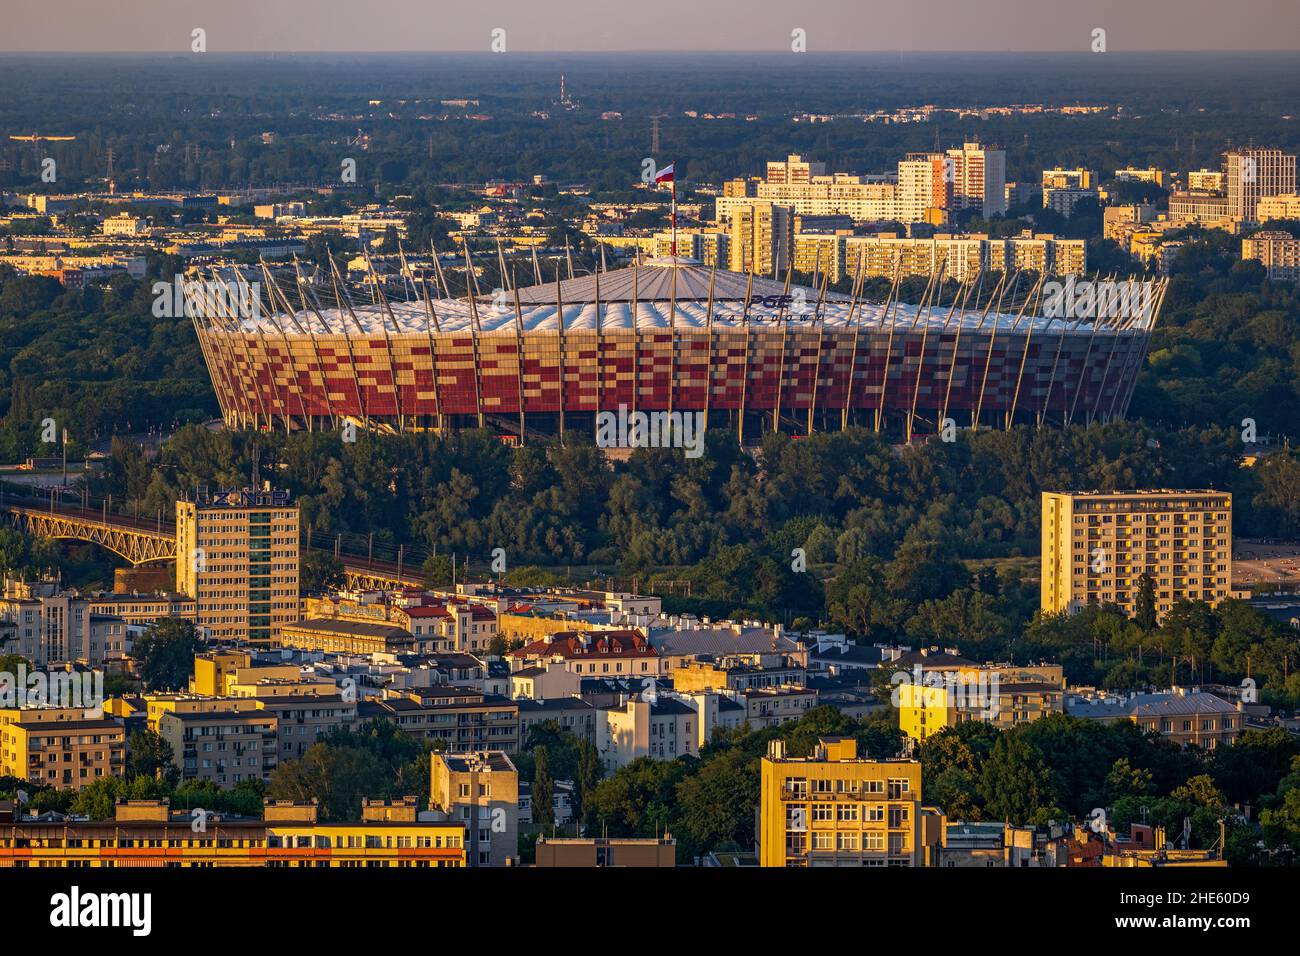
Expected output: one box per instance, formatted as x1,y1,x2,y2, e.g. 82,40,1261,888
889,665,1000,720
0,665,105,714
596,404,705,458
1042,278,1156,321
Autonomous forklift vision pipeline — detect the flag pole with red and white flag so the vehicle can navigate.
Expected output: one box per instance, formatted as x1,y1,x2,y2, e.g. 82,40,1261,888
656,163,677,256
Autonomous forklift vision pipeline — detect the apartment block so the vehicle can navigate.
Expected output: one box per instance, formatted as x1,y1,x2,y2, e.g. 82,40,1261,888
0,707,125,790
1042,168,1095,190
946,142,1007,216
429,751,519,867
156,707,279,787
0,577,128,666
1187,169,1225,193
766,154,826,184
361,687,519,752
1242,230,1300,281
1254,193,1300,221
1041,490,1233,621
759,737,941,867
726,200,794,276
793,231,847,282
176,487,300,644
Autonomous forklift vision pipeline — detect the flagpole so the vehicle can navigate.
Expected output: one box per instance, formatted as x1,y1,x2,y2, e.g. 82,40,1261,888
670,168,677,257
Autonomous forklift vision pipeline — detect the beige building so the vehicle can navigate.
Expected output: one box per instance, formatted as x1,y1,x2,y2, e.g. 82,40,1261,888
156,707,279,787
0,578,127,666
726,201,794,276
1041,490,1232,621
509,661,581,701
429,751,519,867
759,737,941,867
1254,193,1300,222
176,488,300,644
0,707,125,790
1187,169,1225,193
361,687,519,753
1042,168,1095,189
651,229,729,265
1242,230,1300,281
767,155,827,184
1066,688,1243,750
946,142,1007,216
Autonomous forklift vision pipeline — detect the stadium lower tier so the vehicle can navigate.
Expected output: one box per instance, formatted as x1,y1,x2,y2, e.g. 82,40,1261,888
196,326,1149,435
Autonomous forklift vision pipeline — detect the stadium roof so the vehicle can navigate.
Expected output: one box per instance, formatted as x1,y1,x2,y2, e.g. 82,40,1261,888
508,256,853,304
199,258,1155,336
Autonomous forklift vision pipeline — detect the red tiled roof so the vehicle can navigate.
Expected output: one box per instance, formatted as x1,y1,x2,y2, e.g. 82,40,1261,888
507,629,656,660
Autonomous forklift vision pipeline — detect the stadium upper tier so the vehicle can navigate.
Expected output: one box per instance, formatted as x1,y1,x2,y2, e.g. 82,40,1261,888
195,258,1155,336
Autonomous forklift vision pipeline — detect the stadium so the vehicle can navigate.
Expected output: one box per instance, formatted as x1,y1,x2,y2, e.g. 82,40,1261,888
189,256,1163,442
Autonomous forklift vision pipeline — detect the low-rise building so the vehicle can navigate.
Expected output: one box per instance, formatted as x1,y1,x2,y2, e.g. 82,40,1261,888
535,834,676,867
0,707,125,790
0,798,466,867
362,688,519,753
1065,688,1243,749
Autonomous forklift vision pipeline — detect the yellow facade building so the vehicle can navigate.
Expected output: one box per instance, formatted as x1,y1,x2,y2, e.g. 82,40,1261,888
0,707,125,790
0,798,465,867
1041,490,1232,621
759,737,941,867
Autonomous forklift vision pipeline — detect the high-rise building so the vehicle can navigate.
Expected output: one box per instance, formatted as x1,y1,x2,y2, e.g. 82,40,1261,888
176,487,300,644
758,737,942,867
898,154,951,223
766,154,826,184
726,201,794,276
792,232,847,282
946,142,1007,216
1224,148,1297,223
1040,490,1233,621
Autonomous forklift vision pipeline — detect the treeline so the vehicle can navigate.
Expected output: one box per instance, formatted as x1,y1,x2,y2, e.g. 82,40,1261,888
0,262,216,462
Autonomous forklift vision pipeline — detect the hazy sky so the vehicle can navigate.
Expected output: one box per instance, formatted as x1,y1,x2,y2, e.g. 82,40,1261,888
3,0,1299,52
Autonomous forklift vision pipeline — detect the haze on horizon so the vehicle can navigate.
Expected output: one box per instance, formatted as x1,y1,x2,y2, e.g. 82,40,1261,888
3,0,1299,53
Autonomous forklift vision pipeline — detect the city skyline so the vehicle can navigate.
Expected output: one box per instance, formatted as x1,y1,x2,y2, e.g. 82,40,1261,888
4,0,1300,53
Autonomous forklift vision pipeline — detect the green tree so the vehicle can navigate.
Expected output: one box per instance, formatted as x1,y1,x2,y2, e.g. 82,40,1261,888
980,732,1055,825
1135,573,1157,632
125,729,180,787
131,618,201,691
533,745,554,831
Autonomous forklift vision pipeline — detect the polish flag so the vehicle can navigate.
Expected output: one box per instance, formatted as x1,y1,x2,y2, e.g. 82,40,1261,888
654,163,675,184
